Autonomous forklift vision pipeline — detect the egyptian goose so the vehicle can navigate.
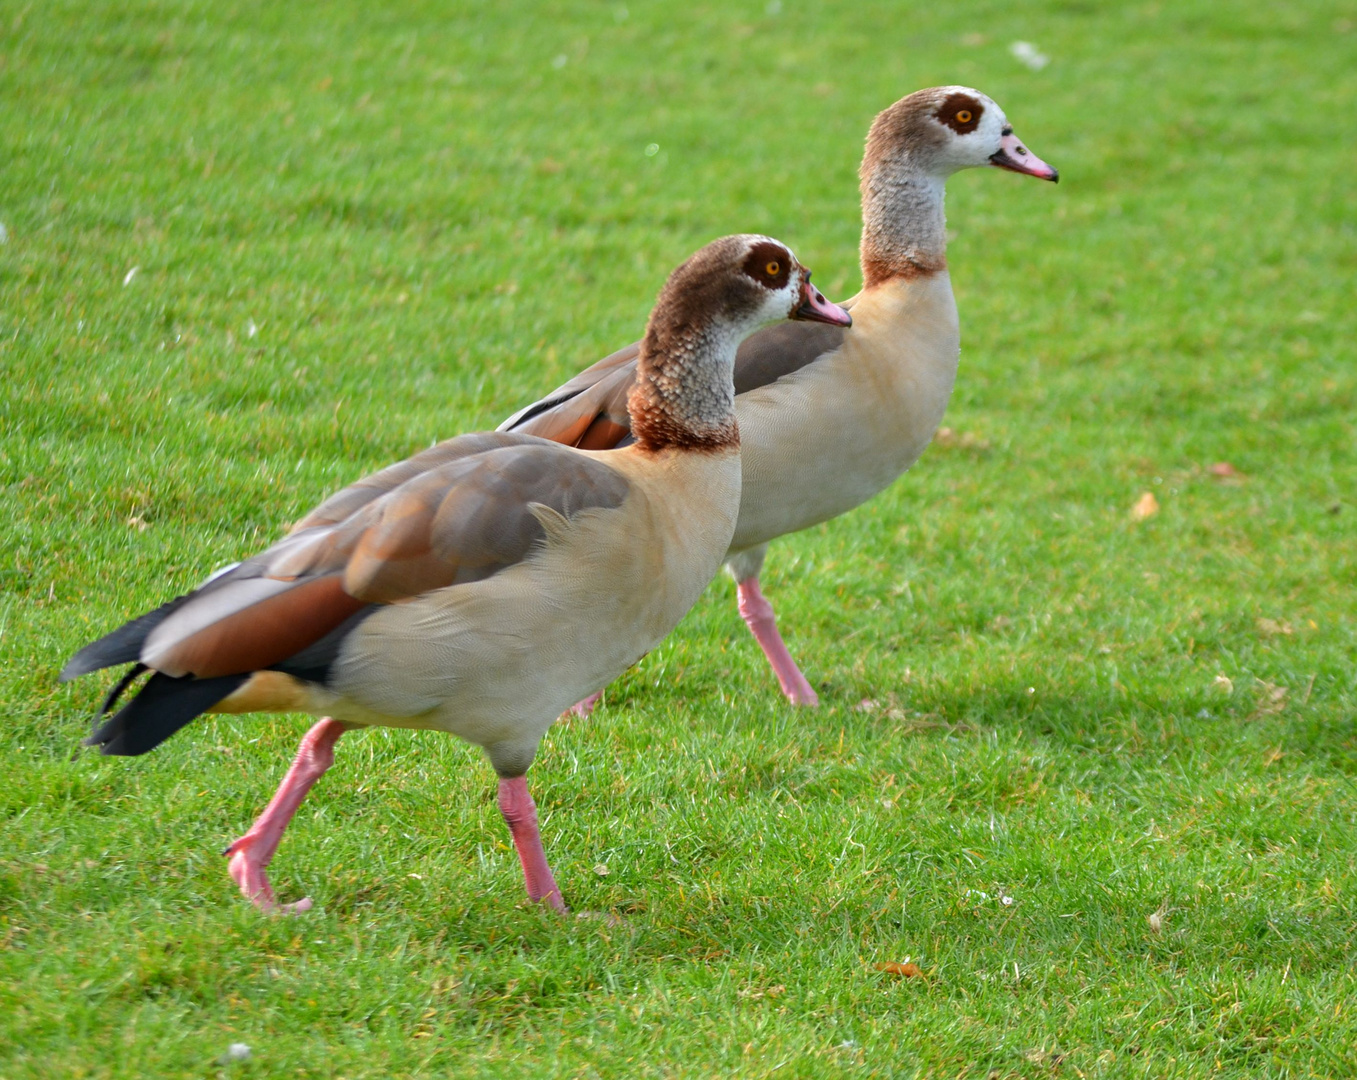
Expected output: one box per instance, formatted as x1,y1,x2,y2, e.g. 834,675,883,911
61,235,852,913
500,86,1058,709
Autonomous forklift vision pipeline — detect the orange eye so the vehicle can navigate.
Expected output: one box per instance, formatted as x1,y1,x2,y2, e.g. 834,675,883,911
956,109,972,123
765,260,780,276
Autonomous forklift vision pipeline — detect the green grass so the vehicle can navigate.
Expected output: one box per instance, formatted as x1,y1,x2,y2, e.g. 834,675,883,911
3,0,1356,1075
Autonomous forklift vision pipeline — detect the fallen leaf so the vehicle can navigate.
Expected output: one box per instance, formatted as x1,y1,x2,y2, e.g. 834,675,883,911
874,961,924,978
1248,680,1289,720
574,910,625,926
933,428,990,450
1256,617,1292,637
1212,674,1234,695
1209,461,1244,481
738,983,786,999
1130,492,1159,521
593,864,610,876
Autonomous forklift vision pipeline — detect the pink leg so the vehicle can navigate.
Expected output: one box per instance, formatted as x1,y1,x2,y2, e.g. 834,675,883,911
563,690,603,720
498,775,566,912
737,575,819,706
223,717,350,913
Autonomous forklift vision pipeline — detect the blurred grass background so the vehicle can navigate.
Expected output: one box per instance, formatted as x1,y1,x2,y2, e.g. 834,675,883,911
2,0,1355,1075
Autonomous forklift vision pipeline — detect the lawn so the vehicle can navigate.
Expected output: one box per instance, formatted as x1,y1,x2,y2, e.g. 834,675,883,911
2,0,1356,1075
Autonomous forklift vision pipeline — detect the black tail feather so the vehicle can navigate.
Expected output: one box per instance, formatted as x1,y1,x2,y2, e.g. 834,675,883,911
96,663,148,719
60,595,194,682
84,672,247,756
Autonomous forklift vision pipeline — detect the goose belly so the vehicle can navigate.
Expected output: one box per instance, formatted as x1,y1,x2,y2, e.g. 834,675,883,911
729,273,960,553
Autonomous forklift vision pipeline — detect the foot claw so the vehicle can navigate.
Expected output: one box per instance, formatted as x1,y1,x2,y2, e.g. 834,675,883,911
226,834,311,914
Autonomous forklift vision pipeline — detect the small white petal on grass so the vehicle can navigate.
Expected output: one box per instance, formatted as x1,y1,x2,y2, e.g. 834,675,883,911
644,143,659,157
218,1043,251,1064
1010,41,1050,70
123,266,140,286
1212,674,1234,695
1000,893,1015,906
551,54,568,69
1130,491,1159,521
247,319,258,338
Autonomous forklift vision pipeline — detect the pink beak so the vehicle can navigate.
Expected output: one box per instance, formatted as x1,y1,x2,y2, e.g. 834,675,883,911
793,274,852,327
989,130,1059,182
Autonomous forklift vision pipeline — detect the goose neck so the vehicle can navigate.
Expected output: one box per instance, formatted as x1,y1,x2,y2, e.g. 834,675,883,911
859,160,948,289
629,323,739,454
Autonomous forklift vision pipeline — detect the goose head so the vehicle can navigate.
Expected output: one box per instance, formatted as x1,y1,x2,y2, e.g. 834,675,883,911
655,234,853,344
863,85,1058,184
631,236,851,451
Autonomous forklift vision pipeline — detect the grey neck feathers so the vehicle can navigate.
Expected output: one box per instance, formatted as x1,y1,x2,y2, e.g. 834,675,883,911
860,157,948,288
629,323,740,453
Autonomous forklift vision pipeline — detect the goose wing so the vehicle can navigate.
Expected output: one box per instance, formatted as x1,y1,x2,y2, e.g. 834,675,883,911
500,319,851,449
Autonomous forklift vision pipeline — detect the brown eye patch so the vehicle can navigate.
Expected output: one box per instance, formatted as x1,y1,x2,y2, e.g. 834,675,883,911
742,241,792,289
936,92,983,135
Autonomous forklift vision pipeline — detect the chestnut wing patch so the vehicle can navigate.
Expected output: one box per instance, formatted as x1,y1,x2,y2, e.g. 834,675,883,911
501,344,640,450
